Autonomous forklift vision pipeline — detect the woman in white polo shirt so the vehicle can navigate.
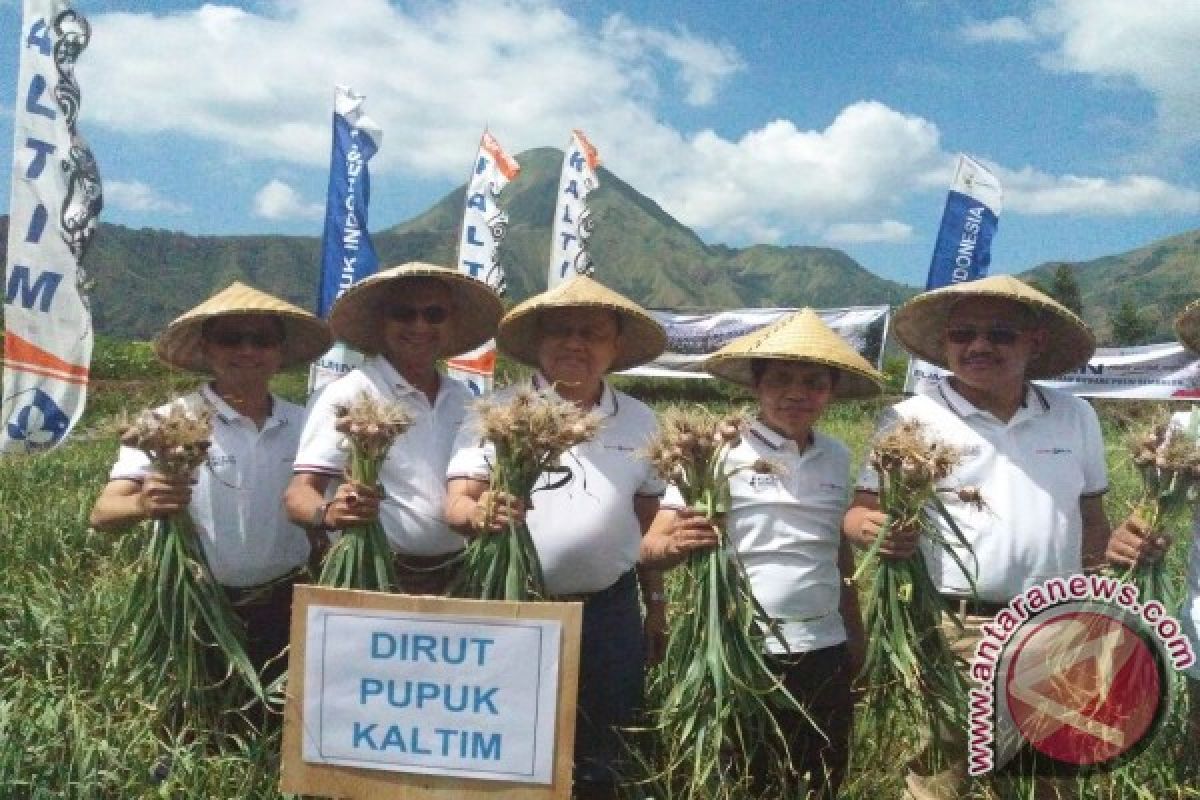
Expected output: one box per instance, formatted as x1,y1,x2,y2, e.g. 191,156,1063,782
444,276,669,800
90,283,331,681
640,309,883,799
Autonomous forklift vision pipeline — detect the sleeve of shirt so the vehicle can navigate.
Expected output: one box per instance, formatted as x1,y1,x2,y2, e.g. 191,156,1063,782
1079,401,1108,496
445,407,495,481
854,406,901,492
292,382,349,476
109,445,152,481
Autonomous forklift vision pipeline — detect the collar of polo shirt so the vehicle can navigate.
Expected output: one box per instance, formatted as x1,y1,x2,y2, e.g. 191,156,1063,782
936,380,1049,422
746,417,816,454
532,372,618,417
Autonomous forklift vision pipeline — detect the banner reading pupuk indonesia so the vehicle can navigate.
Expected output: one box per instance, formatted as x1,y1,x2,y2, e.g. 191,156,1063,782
309,86,381,394
2,0,102,454
904,153,1002,393
447,131,519,395
546,129,600,288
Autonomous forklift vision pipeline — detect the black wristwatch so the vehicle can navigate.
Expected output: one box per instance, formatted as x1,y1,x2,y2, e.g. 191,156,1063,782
310,500,333,531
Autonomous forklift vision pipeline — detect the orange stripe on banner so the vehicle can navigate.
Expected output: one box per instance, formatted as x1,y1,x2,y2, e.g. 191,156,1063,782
447,348,497,376
1,361,90,386
573,129,601,170
4,333,90,379
482,132,520,181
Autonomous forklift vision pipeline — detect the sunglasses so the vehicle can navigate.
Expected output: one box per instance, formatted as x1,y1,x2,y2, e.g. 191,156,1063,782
387,305,449,325
207,330,283,349
945,326,1022,346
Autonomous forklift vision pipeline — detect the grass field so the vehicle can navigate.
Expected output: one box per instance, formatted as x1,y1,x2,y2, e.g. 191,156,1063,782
2,356,1199,798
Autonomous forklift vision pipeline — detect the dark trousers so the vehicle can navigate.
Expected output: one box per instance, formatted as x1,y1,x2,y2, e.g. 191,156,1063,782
394,551,459,596
574,570,646,796
751,643,854,799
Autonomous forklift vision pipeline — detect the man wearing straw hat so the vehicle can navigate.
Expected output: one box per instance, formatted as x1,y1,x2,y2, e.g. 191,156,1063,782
843,275,1137,799
285,262,503,595
444,275,668,800
1109,299,1200,742
640,308,882,799
90,282,332,678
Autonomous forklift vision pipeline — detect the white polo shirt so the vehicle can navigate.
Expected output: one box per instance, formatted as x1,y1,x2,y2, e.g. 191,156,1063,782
294,355,470,558
109,386,310,589
1168,410,1200,679
663,420,850,654
446,375,666,596
857,381,1108,603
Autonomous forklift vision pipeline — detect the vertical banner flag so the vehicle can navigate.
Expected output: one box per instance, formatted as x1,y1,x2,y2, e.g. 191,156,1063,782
905,153,1003,392
447,131,519,395
547,129,600,288
924,153,1002,289
2,1,102,454
309,86,381,394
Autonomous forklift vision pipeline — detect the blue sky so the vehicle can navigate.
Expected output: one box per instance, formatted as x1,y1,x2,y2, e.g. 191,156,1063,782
2,0,1198,287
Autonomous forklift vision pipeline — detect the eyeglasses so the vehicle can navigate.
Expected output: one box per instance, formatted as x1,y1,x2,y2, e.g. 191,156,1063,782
207,330,283,349
945,326,1023,346
387,305,449,325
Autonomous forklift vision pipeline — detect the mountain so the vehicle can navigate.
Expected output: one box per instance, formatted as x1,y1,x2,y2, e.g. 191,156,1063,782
1020,229,1200,343
1,147,912,339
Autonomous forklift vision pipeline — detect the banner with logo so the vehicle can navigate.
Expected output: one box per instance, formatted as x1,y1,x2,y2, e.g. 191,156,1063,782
546,129,600,288
624,306,890,379
2,1,102,454
925,153,1002,290
309,86,381,394
908,341,1200,399
447,131,519,396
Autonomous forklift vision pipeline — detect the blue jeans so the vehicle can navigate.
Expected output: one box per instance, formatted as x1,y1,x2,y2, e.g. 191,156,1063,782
574,569,645,789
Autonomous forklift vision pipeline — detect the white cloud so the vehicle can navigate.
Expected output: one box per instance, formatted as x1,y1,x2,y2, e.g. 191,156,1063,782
104,180,190,214
824,219,914,244
72,0,1200,242
252,179,323,220
960,16,1036,43
1000,167,1200,215
1027,0,1200,154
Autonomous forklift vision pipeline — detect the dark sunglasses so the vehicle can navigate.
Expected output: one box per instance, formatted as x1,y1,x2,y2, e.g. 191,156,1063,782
387,305,449,325
945,326,1022,346
207,330,283,349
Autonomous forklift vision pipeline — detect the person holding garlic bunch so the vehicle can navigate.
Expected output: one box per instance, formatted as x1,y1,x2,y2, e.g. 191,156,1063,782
640,308,883,800
285,262,503,595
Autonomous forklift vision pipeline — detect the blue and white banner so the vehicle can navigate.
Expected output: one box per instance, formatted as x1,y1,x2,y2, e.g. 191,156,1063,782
924,154,1002,290
2,0,102,455
547,129,600,288
448,131,519,396
310,86,381,394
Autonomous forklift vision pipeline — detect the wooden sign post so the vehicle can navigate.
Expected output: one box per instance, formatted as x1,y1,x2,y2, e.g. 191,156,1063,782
281,585,582,798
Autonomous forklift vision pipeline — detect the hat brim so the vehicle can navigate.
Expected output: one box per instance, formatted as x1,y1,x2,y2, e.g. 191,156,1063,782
705,353,883,399
893,278,1095,379
496,277,666,371
153,285,332,373
329,263,504,358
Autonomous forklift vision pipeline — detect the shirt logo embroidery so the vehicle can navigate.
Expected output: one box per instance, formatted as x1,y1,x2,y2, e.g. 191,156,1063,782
1035,447,1073,455
207,454,236,469
748,473,779,490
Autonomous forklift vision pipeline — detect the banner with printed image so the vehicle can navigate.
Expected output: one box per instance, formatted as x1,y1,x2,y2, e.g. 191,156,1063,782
546,129,600,288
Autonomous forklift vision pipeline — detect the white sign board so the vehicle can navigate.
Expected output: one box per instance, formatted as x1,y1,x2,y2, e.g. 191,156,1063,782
301,605,562,784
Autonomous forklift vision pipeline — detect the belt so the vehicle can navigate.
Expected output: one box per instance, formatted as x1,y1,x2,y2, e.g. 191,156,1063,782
557,569,637,603
939,593,1010,617
225,565,309,606
393,552,461,572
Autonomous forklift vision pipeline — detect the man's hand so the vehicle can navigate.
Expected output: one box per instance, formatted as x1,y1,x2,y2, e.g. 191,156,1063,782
325,480,382,528
136,472,192,518
1105,512,1167,569
662,508,720,558
470,490,526,535
846,509,919,559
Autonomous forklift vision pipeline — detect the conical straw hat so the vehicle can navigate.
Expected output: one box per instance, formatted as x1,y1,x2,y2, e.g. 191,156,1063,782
705,308,884,399
496,275,666,371
329,262,503,358
893,275,1095,378
1174,299,1200,353
154,282,332,372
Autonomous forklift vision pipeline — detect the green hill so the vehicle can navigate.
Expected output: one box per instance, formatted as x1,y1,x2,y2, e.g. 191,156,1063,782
1,148,913,339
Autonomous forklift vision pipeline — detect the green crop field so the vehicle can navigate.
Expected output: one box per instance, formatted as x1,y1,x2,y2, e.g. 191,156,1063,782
2,348,1199,798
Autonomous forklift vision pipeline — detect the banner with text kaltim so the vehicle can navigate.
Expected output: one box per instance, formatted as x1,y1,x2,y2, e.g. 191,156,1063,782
546,129,600,288
2,0,102,455
309,86,381,394
447,131,519,396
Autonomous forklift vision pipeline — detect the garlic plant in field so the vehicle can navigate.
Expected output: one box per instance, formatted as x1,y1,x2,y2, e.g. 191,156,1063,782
453,386,602,601
112,399,264,714
317,392,414,592
1122,413,1200,604
852,417,981,768
640,407,809,799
